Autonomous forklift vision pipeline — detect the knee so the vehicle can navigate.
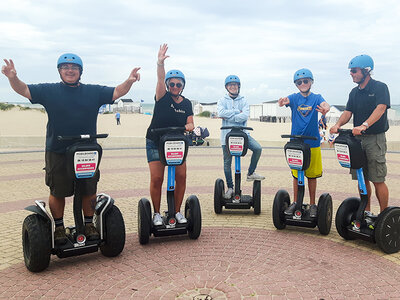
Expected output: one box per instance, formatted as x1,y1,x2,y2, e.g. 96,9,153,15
151,175,163,187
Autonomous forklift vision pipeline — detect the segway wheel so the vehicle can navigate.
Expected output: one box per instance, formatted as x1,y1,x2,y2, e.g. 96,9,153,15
22,214,51,272
335,197,360,240
138,198,152,245
317,193,333,235
272,190,290,230
100,205,125,257
253,180,261,215
214,178,225,214
374,207,400,254
185,195,202,239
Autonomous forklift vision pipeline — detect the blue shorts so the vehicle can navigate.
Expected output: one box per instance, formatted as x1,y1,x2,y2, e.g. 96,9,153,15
146,139,160,163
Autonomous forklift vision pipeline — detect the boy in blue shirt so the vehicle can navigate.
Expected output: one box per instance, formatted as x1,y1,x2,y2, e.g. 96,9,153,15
278,68,330,217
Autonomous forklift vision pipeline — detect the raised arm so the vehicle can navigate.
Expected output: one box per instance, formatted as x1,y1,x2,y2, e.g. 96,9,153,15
112,67,141,101
278,97,290,107
155,44,170,101
2,59,31,100
316,101,330,115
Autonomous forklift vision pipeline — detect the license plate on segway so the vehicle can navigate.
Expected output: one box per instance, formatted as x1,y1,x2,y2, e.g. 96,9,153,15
164,141,185,165
228,136,245,156
74,151,99,178
285,149,304,170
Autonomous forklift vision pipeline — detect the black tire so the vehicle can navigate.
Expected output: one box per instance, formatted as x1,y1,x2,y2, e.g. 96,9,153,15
22,214,51,272
374,207,400,254
253,180,261,215
317,193,333,235
100,205,125,257
335,197,360,240
185,195,202,239
138,198,152,245
214,178,225,214
272,190,290,230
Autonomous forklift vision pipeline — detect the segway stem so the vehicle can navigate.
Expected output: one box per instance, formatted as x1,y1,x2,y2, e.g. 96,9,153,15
234,156,241,195
73,181,85,236
296,170,305,211
167,165,176,219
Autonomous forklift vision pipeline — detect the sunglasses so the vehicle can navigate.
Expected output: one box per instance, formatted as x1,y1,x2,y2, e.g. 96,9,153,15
169,82,183,88
350,68,359,74
59,65,80,71
295,79,310,86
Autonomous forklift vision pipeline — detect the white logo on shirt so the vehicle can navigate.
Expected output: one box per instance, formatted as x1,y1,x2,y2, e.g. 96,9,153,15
170,103,185,114
369,94,375,97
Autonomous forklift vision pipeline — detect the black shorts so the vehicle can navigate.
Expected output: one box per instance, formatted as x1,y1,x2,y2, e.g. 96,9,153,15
45,151,100,198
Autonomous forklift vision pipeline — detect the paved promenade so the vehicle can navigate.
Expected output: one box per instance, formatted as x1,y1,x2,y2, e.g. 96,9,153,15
1,146,400,299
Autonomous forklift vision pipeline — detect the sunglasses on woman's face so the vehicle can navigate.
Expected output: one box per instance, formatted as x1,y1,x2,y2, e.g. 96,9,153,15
169,82,183,88
295,79,310,86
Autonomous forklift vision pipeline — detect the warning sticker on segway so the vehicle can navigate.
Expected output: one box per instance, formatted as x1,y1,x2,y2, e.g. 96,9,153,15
285,149,303,170
74,151,99,178
228,136,244,155
335,143,351,168
165,141,185,165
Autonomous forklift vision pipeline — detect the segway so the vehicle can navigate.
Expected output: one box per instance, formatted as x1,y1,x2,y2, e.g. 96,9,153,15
272,134,332,234
22,134,126,272
138,127,202,245
214,126,261,214
334,129,400,253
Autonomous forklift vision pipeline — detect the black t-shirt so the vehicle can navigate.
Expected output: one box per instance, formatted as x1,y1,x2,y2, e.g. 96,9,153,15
146,92,193,144
28,83,114,153
345,78,390,134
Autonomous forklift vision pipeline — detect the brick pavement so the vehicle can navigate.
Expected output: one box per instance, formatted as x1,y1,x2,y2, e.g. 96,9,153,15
1,147,400,299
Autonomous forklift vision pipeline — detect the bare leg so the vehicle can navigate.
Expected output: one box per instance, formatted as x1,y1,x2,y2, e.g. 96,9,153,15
364,180,372,211
175,162,187,213
293,177,298,203
49,195,65,219
308,178,317,205
373,181,389,212
149,161,165,213
82,194,97,216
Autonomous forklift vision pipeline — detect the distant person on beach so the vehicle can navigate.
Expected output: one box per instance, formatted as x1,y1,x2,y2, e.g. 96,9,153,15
145,44,194,226
330,54,390,213
115,112,121,125
278,68,330,217
2,54,140,244
217,75,265,199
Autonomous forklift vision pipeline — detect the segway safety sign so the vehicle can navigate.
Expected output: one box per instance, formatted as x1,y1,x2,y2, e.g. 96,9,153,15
74,151,99,178
334,144,351,168
228,137,244,155
286,149,303,170
165,141,185,165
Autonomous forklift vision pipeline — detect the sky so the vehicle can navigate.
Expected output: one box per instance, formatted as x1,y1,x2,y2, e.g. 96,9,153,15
1,0,400,105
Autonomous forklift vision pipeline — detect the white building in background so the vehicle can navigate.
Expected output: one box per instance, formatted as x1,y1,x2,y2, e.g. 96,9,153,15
193,102,218,117
250,100,291,122
113,99,142,113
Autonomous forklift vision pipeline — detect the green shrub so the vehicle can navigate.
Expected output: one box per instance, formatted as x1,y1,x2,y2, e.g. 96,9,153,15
197,111,211,117
0,103,15,111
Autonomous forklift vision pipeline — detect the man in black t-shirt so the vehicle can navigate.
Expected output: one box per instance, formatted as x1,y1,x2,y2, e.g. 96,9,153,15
330,54,390,213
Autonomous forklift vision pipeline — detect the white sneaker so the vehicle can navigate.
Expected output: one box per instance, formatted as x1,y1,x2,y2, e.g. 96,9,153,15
153,213,163,226
247,172,265,181
224,187,234,199
175,212,187,224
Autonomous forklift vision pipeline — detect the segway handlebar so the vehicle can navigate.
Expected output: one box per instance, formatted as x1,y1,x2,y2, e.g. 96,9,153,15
151,127,186,134
281,134,318,141
221,126,253,131
337,129,365,136
57,134,109,141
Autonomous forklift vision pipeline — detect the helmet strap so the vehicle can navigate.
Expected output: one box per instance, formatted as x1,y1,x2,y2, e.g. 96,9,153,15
225,86,240,98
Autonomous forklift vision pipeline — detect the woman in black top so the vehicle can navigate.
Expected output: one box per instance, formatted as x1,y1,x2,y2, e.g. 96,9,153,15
145,44,194,226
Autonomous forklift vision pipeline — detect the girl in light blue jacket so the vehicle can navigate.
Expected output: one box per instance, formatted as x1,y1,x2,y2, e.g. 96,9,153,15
217,75,265,199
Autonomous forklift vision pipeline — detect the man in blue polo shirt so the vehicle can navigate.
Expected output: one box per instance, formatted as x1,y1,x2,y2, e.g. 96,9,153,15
330,54,390,214
2,54,140,244
278,68,330,217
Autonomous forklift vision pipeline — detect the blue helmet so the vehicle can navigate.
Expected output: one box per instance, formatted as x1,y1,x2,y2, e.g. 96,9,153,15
57,53,83,70
348,54,374,71
225,75,240,87
293,68,313,82
165,69,185,85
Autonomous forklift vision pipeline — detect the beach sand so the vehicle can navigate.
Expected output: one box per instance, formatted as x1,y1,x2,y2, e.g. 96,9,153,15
1,108,400,150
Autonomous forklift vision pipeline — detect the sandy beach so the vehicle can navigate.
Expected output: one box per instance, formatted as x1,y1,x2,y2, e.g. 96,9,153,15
1,108,400,150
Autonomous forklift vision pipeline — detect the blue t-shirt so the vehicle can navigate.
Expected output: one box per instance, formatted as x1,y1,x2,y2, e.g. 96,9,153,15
28,83,114,153
287,92,325,148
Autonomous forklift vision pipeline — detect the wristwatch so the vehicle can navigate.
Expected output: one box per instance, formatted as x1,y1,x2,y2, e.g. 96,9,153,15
362,122,369,129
